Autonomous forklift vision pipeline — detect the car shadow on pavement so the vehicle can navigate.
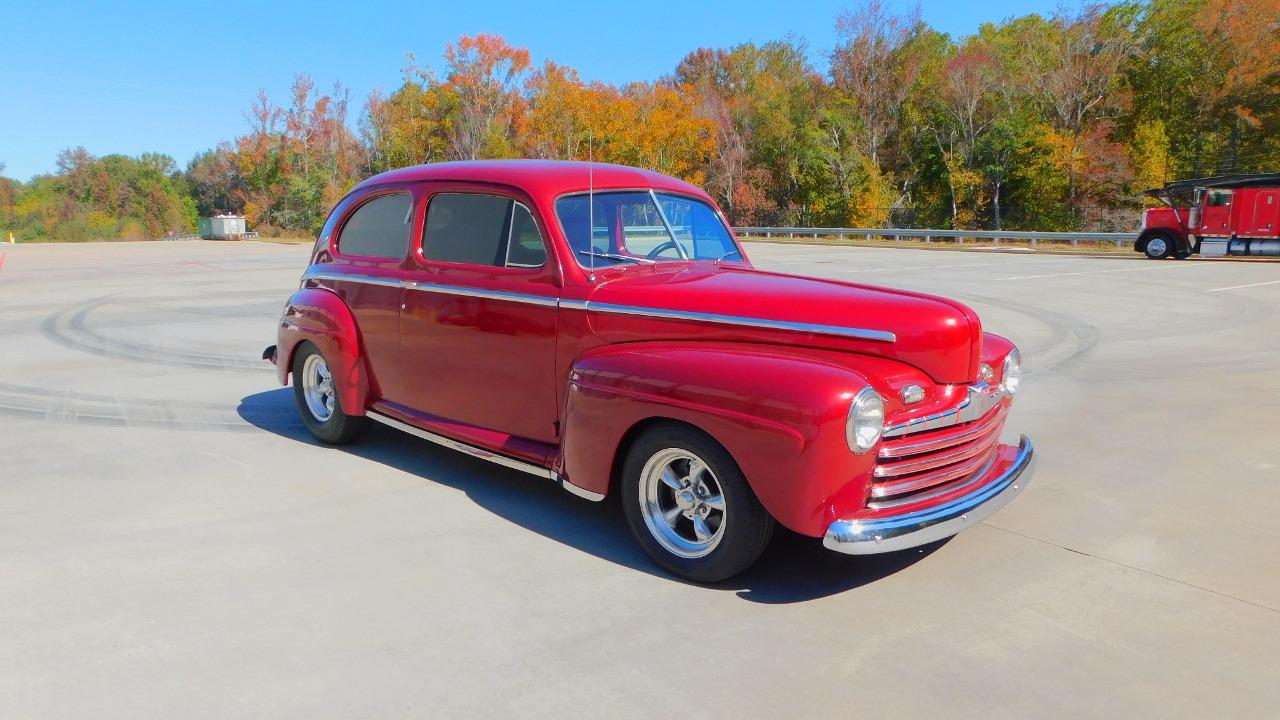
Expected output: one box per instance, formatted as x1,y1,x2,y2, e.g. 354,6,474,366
238,388,945,604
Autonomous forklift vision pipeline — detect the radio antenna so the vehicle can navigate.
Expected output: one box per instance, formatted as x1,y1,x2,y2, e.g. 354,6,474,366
587,130,595,282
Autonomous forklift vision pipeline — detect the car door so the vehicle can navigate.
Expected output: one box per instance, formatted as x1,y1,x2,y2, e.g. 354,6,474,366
397,184,561,452
313,185,417,404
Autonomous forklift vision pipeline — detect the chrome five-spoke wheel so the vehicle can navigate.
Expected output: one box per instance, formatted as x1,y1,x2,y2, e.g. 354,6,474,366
639,448,728,558
301,352,336,422
622,424,774,581
291,342,369,445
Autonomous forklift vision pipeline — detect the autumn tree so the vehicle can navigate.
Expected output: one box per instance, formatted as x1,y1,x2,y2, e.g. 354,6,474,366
1020,5,1138,205
361,59,454,172
6,149,193,240
830,1,924,170
1194,0,1280,172
930,47,1000,226
676,40,823,224
186,146,241,216
14,5,1278,241
441,33,531,160
523,61,597,160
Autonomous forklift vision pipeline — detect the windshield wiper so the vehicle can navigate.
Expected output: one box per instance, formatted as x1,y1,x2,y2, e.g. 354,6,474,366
577,249,656,265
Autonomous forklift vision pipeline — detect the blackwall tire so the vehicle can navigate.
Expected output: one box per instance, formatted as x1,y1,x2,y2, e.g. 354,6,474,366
291,341,369,445
621,423,774,582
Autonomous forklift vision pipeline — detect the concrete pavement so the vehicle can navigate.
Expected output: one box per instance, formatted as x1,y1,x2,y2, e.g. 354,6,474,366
1,240,1277,718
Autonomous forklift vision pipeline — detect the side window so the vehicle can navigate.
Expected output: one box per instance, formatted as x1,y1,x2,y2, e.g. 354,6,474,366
507,203,548,267
423,193,546,268
336,193,413,259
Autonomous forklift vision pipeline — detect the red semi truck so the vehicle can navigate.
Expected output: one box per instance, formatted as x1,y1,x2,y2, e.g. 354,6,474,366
1136,173,1280,259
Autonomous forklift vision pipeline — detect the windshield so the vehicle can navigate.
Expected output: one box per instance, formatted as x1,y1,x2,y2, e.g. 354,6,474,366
555,191,742,268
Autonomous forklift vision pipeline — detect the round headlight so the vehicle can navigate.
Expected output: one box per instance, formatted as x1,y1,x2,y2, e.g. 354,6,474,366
847,387,885,454
1002,349,1022,396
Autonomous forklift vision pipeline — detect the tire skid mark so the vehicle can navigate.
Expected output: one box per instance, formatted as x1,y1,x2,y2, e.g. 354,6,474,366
41,297,272,372
0,382,299,432
125,299,282,320
949,291,1101,378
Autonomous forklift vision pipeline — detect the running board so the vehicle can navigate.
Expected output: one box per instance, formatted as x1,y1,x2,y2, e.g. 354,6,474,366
365,410,605,502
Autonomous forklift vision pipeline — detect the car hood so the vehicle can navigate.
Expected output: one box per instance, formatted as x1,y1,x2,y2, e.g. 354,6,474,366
583,265,981,385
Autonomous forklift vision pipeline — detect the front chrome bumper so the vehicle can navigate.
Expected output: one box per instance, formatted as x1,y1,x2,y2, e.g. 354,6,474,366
823,436,1035,555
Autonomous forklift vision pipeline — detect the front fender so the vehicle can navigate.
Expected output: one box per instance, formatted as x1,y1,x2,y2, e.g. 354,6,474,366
276,287,371,416
560,341,887,537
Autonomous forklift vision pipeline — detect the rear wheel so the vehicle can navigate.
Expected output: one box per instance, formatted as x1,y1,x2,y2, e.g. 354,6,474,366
1143,234,1173,259
292,342,369,445
621,424,774,582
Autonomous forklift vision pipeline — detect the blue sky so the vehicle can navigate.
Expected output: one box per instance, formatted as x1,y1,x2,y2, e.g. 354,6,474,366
2,0,1063,181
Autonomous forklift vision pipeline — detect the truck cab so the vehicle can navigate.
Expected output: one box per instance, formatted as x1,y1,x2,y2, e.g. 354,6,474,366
1137,173,1280,259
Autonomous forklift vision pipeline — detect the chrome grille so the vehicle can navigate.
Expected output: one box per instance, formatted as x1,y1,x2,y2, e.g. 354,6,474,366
871,403,1007,508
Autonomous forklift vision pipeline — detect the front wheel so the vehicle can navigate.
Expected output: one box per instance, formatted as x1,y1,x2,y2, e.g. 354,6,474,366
1144,234,1173,259
621,424,774,582
292,341,369,445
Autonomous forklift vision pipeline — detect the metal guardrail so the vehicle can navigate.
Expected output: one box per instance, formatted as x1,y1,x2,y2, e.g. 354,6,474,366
163,231,261,241
735,226,1139,249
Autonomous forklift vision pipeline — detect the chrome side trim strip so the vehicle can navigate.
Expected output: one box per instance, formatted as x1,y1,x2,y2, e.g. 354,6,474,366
367,410,555,478
303,268,894,341
559,479,606,502
823,436,1034,555
365,411,605,502
404,281,559,308
562,300,896,343
301,268,559,308
303,267,403,288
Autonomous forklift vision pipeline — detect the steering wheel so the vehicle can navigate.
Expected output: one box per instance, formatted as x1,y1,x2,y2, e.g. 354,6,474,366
645,240,685,259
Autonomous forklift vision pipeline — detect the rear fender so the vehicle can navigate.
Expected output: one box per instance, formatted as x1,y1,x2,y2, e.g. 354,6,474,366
276,286,370,416
560,341,883,536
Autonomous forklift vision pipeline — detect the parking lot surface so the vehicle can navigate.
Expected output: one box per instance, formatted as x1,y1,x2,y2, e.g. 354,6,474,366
2,240,1278,718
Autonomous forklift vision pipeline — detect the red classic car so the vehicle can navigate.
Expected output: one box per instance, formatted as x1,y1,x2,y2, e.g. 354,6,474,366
264,160,1034,582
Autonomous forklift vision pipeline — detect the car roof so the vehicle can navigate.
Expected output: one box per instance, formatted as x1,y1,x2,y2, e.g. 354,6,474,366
353,159,709,199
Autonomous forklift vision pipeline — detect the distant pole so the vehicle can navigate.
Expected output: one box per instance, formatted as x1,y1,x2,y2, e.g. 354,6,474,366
7,232,12,244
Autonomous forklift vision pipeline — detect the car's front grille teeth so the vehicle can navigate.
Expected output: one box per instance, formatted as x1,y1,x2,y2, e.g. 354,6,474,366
871,405,1007,508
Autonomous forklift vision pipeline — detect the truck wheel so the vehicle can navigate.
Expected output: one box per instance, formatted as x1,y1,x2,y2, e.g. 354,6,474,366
621,424,774,582
292,341,369,445
1143,234,1173,259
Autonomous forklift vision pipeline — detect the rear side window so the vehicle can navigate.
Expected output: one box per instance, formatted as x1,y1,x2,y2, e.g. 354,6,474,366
423,193,546,268
337,193,413,259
